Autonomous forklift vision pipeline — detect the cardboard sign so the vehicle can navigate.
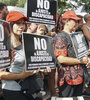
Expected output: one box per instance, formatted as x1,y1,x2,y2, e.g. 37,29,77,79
0,20,11,69
51,96,84,100
27,0,57,25
22,32,56,71
69,31,88,59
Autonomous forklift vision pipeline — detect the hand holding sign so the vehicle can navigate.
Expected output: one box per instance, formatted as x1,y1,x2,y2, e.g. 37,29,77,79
86,58,90,67
40,66,51,72
80,56,88,64
21,66,40,78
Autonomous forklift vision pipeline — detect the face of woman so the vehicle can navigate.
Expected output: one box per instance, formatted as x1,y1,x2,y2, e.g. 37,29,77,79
36,24,46,35
12,18,26,36
87,17,90,22
27,23,38,33
67,19,77,32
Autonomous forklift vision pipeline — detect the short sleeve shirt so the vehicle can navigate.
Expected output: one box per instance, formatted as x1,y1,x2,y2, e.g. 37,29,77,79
54,31,84,86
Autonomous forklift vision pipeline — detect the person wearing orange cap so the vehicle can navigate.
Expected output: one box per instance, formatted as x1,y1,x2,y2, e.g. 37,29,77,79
0,11,41,100
54,10,90,97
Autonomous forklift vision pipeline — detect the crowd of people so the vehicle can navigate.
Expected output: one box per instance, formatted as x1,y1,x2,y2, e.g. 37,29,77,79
0,2,90,100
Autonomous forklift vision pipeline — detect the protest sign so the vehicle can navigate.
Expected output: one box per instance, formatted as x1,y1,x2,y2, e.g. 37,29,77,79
22,32,56,71
0,20,11,69
69,31,88,59
27,0,57,25
51,96,85,100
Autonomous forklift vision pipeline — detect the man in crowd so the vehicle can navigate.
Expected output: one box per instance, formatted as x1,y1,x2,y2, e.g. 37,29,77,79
0,2,9,20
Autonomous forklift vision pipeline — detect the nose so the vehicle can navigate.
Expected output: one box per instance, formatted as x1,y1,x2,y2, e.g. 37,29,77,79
19,23,25,28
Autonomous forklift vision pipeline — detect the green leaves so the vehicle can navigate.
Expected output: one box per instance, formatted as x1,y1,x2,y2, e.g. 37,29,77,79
0,0,18,6
16,0,26,7
0,0,26,7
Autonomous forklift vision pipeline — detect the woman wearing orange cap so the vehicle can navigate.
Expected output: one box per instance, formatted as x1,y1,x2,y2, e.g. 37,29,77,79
0,11,41,100
54,10,90,97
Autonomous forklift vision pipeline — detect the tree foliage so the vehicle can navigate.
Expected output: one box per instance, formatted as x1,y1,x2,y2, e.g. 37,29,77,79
74,0,90,12
17,0,26,7
58,0,90,14
0,0,18,6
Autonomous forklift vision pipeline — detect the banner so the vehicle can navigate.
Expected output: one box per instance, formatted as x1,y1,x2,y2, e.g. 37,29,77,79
51,96,85,100
69,31,88,59
0,20,11,69
27,0,57,25
22,32,56,71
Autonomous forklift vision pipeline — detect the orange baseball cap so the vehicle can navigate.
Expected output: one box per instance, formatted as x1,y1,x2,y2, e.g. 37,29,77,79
6,11,29,22
62,10,81,20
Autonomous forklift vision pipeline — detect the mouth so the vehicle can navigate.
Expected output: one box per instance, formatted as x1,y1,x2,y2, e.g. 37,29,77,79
18,30,23,32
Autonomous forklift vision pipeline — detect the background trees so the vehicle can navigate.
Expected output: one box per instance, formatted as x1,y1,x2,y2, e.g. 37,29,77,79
74,0,90,12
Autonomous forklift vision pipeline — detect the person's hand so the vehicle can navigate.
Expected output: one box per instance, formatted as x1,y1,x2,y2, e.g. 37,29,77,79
55,87,59,95
51,32,56,37
46,66,51,72
41,66,51,73
86,58,90,68
80,56,88,64
0,69,4,72
21,67,40,78
0,69,7,80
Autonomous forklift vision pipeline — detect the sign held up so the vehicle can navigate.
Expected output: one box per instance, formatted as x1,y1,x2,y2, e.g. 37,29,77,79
0,20,11,69
70,31,88,59
22,33,56,71
27,0,57,25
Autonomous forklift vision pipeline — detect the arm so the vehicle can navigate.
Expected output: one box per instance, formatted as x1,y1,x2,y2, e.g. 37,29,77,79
57,56,88,65
54,34,88,65
82,26,90,40
86,57,90,67
0,68,40,80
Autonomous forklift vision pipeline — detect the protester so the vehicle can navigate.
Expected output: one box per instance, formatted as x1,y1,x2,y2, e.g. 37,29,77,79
82,14,90,55
27,23,38,33
27,23,51,98
75,15,84,32
27,23,56,98
36,24,48,35
0,11,43,100
0,2,9,20
54,10,90,97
